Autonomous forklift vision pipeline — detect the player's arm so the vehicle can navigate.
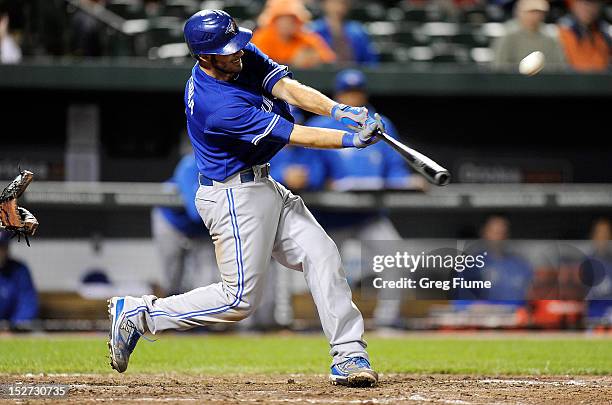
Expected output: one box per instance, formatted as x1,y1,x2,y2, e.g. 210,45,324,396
208,102,382,150
289,125,346,148
289,114,384,149
271,77,335,117
271,77,368,130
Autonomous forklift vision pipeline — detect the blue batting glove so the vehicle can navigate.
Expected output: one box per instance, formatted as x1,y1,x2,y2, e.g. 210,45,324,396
342,113,385,148
332,103,368,131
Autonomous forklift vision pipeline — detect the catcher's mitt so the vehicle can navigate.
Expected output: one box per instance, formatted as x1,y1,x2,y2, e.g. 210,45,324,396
0,170,38,245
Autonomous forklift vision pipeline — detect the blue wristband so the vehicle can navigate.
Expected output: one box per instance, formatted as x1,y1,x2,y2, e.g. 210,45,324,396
341,132,355,148
331,104,340,118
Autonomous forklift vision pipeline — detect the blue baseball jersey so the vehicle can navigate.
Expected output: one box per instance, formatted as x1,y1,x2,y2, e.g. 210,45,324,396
270,146,327,191
454,250,532,304
185,43,295,181
158,154,208,237
305,112,411,190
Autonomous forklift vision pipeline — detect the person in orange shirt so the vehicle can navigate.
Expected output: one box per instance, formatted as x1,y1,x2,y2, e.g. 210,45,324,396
558,0,611,72
252,0,336,68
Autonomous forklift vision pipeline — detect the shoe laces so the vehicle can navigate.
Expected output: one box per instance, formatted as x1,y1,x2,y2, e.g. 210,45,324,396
119,319,156,352
347,357,371,369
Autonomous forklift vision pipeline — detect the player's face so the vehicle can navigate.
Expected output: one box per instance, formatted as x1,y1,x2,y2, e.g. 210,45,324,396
210,50,245,75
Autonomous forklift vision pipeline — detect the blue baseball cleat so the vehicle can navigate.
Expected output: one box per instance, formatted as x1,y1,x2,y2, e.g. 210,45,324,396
329,357,379,387
107,297,144,373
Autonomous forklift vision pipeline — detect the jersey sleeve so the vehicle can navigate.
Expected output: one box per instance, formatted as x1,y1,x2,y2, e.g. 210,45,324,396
244,43,293,94
208,102,294,146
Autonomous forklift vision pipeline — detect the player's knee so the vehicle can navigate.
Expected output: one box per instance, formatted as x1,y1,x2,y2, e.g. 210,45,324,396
317,235,342,264
304,240,342,273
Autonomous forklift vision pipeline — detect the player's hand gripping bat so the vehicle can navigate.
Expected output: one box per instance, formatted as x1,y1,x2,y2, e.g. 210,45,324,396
373,115,451,186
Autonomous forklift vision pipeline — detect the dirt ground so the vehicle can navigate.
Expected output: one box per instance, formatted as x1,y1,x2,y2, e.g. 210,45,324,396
1,374,611,404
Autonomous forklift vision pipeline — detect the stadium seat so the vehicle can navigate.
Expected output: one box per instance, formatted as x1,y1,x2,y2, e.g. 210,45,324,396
429,43,469,64
163,0,199,19
107,0,142,19
420,22,460,38
149,43,190,59
386,7,405,22
451,27,481,49
372,40,400,63
476,22,506,47
395,28,423,47
400,5,428,23
221,6,248,20
384,47,407,63
406,46,434,62
470,47,494,64
461,6,488,24
366,21,398,38
349,3,386,22
141,17,184,52
122,19,149,35
485,3,508,22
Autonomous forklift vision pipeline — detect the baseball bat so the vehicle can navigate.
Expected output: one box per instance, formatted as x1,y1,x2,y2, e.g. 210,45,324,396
375,130,451,186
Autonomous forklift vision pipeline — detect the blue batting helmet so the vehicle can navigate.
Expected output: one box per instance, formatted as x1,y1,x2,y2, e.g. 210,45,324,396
183,10,253,57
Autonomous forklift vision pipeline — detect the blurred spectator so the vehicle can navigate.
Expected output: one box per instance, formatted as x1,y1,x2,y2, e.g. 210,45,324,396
457,215,533,304
477,215,533,302
493,0,567,71
591,218,612,259
151,152,218,296
309,0,379,64
409,0,485,22
584,218,612,324
557,0,611,72
524,225,589,329
0,13,21,64
0,231,38,326
252,0,335,68
70,0,106,56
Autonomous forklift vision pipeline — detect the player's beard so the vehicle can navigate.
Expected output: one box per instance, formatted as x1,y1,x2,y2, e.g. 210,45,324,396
211,55,243,76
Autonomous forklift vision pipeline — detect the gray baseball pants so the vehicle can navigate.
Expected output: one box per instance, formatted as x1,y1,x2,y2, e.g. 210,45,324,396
131,165,368,365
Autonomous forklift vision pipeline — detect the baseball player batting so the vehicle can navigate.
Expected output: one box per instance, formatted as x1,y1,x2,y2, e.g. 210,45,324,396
108,10,383,387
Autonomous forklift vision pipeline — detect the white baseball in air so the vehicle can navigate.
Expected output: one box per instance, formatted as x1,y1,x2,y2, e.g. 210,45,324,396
519,51,545,76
